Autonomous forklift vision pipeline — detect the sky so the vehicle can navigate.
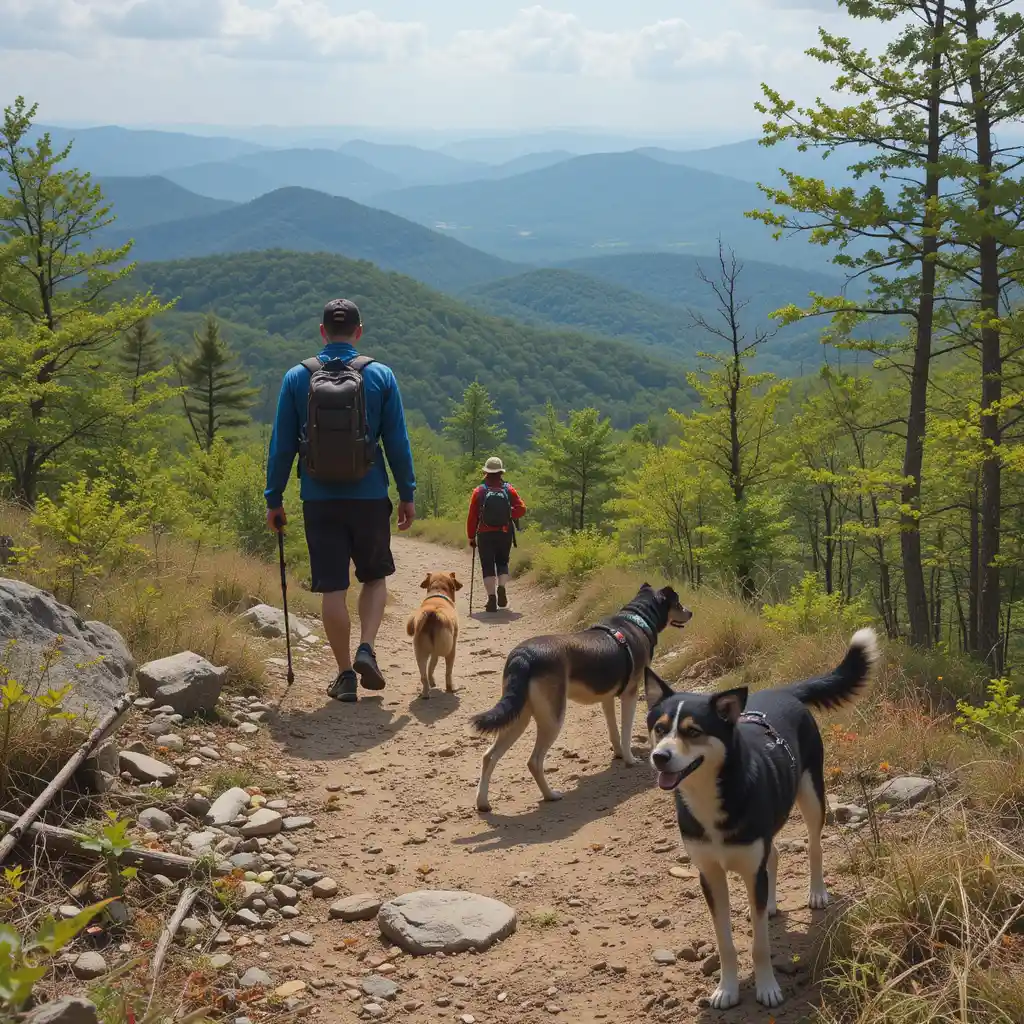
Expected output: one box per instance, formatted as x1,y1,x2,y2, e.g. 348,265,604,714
0,1,877,139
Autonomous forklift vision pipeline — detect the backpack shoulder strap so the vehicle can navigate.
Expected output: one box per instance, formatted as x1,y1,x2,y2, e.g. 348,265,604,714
301,357,322,374
348,355,375,372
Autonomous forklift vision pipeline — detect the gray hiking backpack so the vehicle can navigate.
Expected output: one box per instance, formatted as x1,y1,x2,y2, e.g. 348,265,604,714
299,355,376,482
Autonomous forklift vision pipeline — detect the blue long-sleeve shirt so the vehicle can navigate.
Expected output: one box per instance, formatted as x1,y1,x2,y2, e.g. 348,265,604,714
264,342,416,508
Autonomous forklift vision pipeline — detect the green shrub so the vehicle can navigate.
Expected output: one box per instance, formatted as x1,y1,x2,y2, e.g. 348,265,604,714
956,678,1024,745
532,528,618,591
763,573,869,636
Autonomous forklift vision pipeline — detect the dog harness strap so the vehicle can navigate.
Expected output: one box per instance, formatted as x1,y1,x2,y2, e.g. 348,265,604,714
425,592,456,605
739,711,797,768
591,624,635,695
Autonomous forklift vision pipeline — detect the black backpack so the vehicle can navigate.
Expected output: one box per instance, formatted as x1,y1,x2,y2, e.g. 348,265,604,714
299,355,376,483
479,484,513,528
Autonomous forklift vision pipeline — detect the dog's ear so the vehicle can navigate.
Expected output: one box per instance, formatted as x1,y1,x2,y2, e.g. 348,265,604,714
661,586,679,602
644,667,675,708
711,687,748,725
420,575,432,590
451,573,463,591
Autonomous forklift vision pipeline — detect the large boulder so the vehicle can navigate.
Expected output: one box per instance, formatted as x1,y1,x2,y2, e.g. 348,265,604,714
27,997,100,1024
0,578,134,720
236,604,311,640
136,652,227,716
377,890,517,955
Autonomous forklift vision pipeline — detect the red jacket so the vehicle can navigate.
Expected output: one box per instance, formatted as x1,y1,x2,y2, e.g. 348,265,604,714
467,482,526,539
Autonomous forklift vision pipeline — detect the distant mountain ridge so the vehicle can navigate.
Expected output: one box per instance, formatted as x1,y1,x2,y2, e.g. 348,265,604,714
118,186,521,292
97,176,235,232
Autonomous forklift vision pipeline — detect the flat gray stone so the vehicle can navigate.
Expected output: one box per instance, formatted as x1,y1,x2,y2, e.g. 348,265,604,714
311,876,339,898
288,931,314,947
282,816,314,832
136,651,227,717
330,893,382,922
71,951,108,980
239,967,273,988
272,884,299,907
138,807,174,833
118,751,177,786
377,890,517,955
871,775,937,808
207,787,251,826
183,831,219,854
237,604,311,640
209,953,233,970
239,809,282,838
361,976,398,1001
27,997,99,1024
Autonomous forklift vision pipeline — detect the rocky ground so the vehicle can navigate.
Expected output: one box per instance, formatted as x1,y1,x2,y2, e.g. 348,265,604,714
17,537,930,1024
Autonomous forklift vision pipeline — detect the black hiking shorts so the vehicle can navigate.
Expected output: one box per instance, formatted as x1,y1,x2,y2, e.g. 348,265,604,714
477,530,513,580
302,498,395,593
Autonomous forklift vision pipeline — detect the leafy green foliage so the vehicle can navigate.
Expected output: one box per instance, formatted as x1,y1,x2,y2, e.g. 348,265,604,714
763,573,870,635
956,678,1024,744
443,381,508,469
127,250,695,445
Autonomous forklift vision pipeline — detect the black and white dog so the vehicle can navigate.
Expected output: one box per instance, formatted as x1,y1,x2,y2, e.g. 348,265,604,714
645,628,878,1009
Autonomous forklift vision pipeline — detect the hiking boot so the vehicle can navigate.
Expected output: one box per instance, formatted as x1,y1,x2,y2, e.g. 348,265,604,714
353,643,386,691
327,670,357,703
485,595,498,614
497,585,508,608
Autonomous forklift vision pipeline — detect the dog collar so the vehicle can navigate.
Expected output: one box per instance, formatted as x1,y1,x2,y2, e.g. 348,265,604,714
620,612,657,653
425,592,456,606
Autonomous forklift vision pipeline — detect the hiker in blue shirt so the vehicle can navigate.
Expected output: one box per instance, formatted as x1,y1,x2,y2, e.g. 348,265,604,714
265,299,416,704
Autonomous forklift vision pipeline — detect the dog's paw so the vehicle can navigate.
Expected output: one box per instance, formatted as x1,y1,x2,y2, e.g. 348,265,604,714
709,984,741,1010
420,689,431,701
476,799,492,813
445,683,455,693
543,790,564,803
755,976,784,1008
767,902,779,919
808,887,830,910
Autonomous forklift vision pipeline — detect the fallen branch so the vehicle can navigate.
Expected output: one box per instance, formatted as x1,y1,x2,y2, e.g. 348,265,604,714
0,811,228,879
148,885,200,1009
0,691,134,865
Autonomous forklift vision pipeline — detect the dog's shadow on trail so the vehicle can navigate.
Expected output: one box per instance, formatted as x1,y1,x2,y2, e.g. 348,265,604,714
454,758,653,852
269,696,411,762
409,689,461,726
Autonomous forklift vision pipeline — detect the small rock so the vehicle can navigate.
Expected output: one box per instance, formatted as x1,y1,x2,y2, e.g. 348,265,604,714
233,908,261,927
377,890,517,955
156,734,184,752
179,917,204,937
361,976,399,1001
207,787,251,827
282,816,314,831
677,945,699,962
230,853,263,872
184,794,212,818
239,809,283,838
871,775,937,808
183,831,218,854
288,931,314,947
237,722,259,735
281,905,300,919
26,997,99,1024
311,876,340,898
273,980,306,999
136,651,227,717
237,604,311,640
294,869,324,886
329,893,381,921
652,916,671,930
363,1006,385,1020
272,884,299,907
209,953,233,970
239,967,273,988
138,807,174,833
226,743,248,755
701,953,721,977
71,951,107,980
118,751,177,786
199,746,221,760
653,949,677,965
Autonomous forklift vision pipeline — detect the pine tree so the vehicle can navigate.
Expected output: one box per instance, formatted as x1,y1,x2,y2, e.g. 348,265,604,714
442,381,507,467
118,320,165,406
177,315,258,452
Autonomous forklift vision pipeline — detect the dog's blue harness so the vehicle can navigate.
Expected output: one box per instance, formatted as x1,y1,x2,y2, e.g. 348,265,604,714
739,710,797,768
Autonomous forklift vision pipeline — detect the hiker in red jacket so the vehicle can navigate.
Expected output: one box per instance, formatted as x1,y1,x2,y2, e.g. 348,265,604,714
467,457,526,613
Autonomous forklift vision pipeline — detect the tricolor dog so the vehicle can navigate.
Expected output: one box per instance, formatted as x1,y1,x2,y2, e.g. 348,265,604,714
645,628,878,1008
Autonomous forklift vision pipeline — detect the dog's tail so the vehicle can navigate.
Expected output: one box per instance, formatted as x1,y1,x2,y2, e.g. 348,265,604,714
471,649,533,734
786,627,879,711
406,614,416,637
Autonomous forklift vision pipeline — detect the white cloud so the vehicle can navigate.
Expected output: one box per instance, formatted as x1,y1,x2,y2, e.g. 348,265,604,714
0,0,427,63
449,6,765,80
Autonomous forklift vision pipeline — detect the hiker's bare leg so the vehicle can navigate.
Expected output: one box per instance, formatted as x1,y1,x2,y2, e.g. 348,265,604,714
498,573,510,589
483,576,497,597
358,578,387,648
322,590,351,672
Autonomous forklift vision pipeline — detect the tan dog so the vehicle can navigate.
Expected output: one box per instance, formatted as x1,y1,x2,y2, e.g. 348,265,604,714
406,572,462,699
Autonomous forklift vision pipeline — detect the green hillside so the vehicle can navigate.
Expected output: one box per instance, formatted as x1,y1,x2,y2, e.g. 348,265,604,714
119,187,521,293
131,251,695,444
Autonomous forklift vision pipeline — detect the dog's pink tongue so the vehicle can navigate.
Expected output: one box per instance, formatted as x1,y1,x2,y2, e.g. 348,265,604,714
658,771,683,791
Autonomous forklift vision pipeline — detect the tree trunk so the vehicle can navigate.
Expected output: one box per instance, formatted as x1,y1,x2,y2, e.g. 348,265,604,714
901,0,945,648
965,0,1003,672
969,478,980,652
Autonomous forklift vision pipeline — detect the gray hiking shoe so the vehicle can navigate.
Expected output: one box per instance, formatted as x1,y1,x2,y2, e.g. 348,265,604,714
353,643,386,691
327,670,358,703
497,585,508,608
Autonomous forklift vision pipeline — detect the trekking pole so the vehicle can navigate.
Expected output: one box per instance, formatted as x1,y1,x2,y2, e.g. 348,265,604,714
277,526,296,702
469,542,477,615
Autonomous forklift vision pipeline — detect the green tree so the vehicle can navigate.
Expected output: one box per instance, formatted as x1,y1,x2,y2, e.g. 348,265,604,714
442,381,507,467
534,406,617,532
118,320,166,407
409,424,459,519
0,97,168,503
177,314,257,452
680,243,790,598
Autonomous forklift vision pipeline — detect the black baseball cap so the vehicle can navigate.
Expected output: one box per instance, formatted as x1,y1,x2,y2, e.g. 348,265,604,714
322,298,362,331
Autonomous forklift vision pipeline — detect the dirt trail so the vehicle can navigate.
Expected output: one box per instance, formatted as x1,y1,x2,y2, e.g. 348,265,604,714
261,538,844,1023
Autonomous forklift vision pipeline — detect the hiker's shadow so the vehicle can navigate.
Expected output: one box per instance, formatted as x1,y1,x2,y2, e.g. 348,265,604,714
409,689,461,725
269,696,411,762
454,758,652,852
468,610,523,624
